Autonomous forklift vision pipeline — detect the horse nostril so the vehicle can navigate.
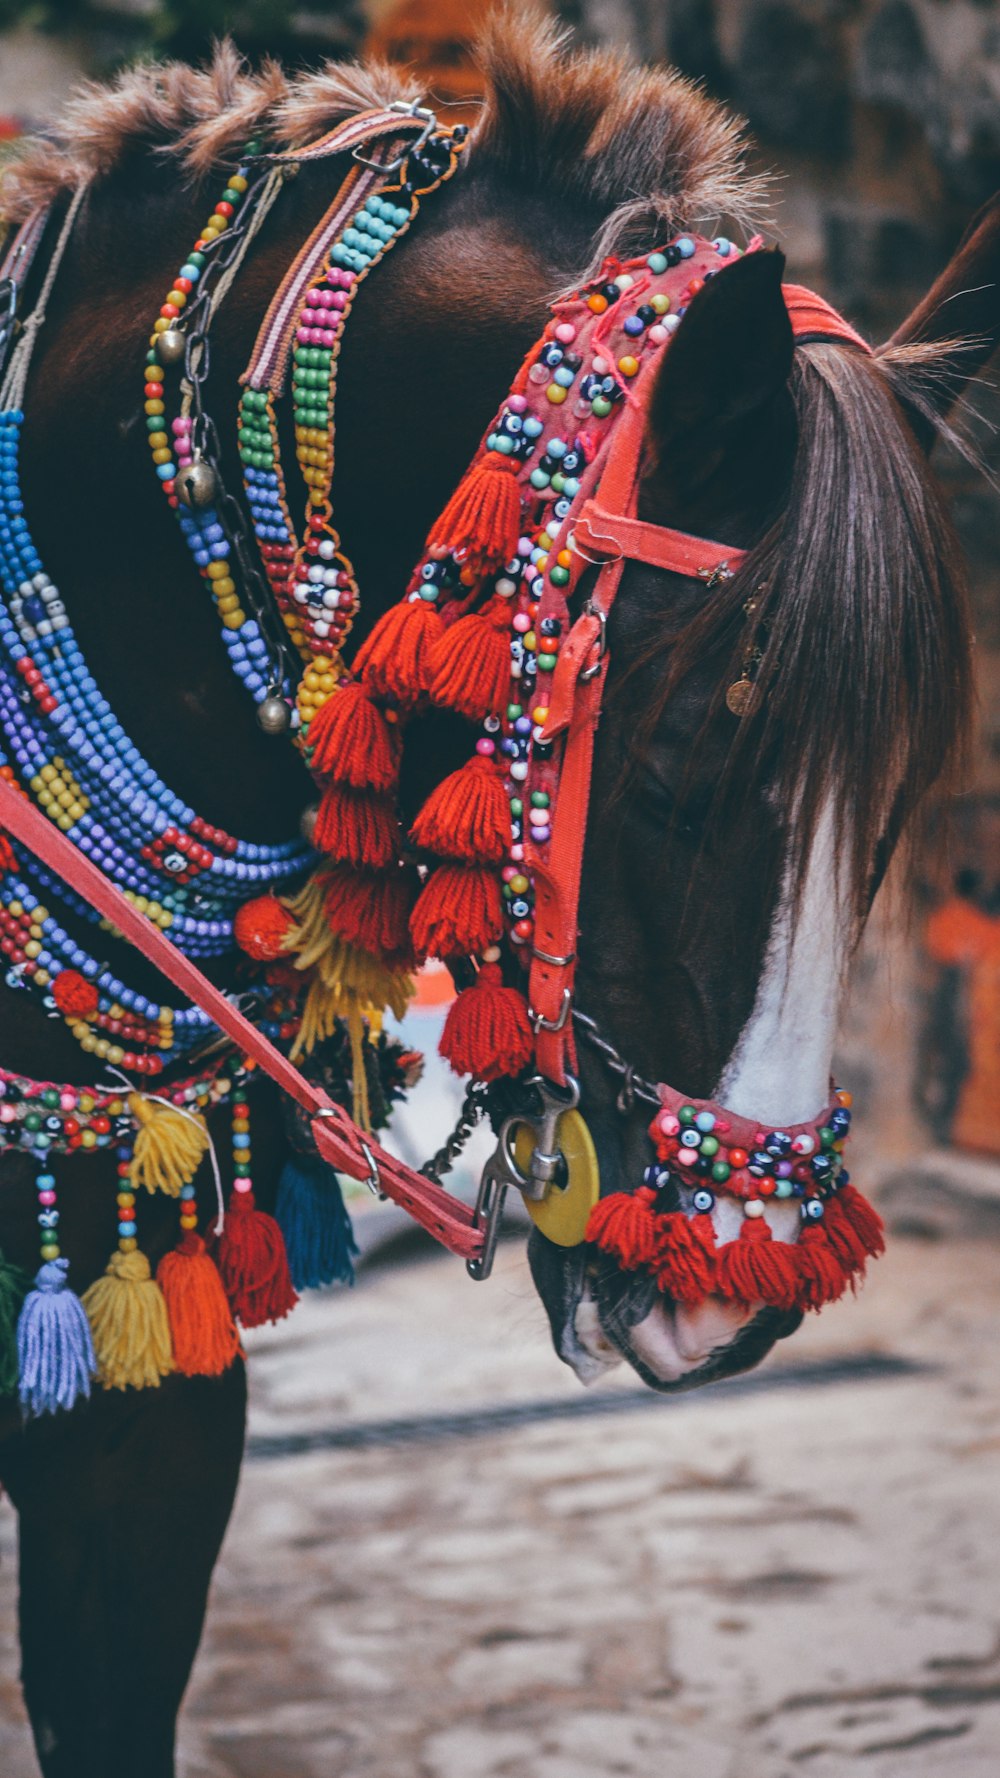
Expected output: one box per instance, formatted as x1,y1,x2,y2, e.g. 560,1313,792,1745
673,1295,758,1361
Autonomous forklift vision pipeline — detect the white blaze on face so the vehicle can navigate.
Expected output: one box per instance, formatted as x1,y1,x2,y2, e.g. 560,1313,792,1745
717,801,848,1128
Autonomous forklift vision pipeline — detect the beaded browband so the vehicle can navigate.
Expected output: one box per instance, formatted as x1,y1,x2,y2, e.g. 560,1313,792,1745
0,103,883,1419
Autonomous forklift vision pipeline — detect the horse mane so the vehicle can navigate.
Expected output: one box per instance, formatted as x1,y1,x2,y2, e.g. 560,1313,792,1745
625,339,973,939
1,6,767,280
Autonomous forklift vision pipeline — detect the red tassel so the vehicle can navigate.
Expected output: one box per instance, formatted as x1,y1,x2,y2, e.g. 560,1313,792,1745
654,1210,718,1304
585,1186,661,1270
213,1190,298,1328
313,782,399,869
716,1217,801,1310
410,863,504,961
832,1183,885,1259
324,865,415,963
427,597,513,722
0,832,15,875
352,599,442,703
439,965,533,1080
156,1233,242,1377
427,456,523,572
796,1223,849,1310
306,683,401,790
411,755,510,864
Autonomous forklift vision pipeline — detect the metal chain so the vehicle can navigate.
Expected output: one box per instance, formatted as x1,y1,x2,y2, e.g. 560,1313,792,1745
419,1082,489,1183
572,1009,660,1110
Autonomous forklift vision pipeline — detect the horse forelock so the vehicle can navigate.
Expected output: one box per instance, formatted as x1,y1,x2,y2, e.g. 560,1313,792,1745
1,4,769,269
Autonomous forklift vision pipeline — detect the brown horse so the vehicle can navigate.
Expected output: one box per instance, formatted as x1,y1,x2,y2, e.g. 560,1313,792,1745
0,13,997,1775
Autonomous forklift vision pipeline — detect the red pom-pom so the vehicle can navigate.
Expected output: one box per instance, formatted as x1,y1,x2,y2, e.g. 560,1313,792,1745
654,1210,718,1304
233,895,295,962
411,755,510,864
585,1186,661,1270
716,1216,801,1310
52,969,99,1019
306,683,401,791
795,1222,849,1310
427,597,513,722
212,1189,298,1328
323,865,415,964
352,599,442,704
410,864,504,961
427,456,523,573
439,965,533,1080
313,782,399,868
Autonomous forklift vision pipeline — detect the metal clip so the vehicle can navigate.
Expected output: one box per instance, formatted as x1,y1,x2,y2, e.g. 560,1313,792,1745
468,1076,581,1280
697,562,735,589
579,600,608,681
352,102,438,172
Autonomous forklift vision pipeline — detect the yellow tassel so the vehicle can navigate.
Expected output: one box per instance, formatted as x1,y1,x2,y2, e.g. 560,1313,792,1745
348,1007,371,1131
128,1093,209,1196
82,1250,174,1392
280,869,336,970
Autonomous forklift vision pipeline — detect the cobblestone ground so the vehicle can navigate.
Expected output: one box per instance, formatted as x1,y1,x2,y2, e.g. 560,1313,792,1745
3,1205,999,1778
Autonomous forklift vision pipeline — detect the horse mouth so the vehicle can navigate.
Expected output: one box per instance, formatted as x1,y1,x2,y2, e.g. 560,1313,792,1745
528,1231,803,1393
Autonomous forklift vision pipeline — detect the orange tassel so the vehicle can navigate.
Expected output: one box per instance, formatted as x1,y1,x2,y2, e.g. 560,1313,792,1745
427,597,513,722
410,863,504,961
156,1234,241,1378
427,455,523,572
654,1210,718,1303
716,1217,801,1310
352,599,442,703
796,1223,849,1310
307,683,401,790
439,965,533,1080
324,865,415,963
585,1186,661,1270
213,1190,298,1328
411,755,510,864
313,782,399,869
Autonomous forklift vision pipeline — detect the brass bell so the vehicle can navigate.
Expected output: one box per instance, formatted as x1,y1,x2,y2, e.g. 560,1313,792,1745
299,803,319,845
175,459,216,509
157,328,187,366
256,695,291,736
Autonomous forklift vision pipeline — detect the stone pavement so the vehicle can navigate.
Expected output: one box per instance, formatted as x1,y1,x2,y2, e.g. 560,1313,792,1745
3,1204,997,1778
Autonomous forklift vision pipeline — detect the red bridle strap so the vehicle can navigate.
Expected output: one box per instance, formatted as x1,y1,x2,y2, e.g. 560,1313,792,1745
0,774,486,1263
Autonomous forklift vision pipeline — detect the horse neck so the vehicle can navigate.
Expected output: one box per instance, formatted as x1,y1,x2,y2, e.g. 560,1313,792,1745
17,158,587,843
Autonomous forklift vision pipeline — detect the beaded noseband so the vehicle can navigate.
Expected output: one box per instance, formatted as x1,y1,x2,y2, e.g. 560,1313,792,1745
0,104,885,1420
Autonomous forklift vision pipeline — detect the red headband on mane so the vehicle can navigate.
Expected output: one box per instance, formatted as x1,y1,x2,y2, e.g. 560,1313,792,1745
783,282,872,354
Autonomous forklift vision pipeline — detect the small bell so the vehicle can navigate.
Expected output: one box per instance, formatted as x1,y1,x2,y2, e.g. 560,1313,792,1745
725,678,757,718
157,329,187,366
256,695,291,736
175,459,216,509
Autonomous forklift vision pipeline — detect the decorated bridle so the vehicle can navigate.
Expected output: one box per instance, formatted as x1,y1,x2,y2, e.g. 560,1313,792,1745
0,103,884,1419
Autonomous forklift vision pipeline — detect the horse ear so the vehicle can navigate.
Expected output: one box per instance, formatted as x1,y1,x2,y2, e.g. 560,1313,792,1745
887,191,1000,453
643,247,794,481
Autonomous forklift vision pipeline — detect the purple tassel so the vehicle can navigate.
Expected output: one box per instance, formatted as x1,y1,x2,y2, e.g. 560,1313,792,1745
17,1257,96,1416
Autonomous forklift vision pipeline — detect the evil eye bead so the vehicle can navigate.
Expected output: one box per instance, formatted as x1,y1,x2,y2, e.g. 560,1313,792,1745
791,1132,816,1156
680,1128,701,1149
692,1187,715,1214
830,1107,852,1136
810,1152,833,1181
764,1130,792,1157
747,1149,773,1176
803,1197,825,1221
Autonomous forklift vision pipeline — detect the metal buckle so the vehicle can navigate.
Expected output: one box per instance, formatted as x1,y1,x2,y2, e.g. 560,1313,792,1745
528,987,572,1033
697,561,735,589
352,102,438,172
468,1075,581,1281
530,944,576,968
315,1108,383,1197
579,600,608,682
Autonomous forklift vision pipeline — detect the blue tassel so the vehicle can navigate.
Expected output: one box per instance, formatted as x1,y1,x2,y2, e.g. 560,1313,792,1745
276,1159,358,1292
17,1257,97,1416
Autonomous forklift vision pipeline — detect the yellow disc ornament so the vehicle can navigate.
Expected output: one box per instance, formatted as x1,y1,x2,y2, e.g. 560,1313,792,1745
513,1110,600,1247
